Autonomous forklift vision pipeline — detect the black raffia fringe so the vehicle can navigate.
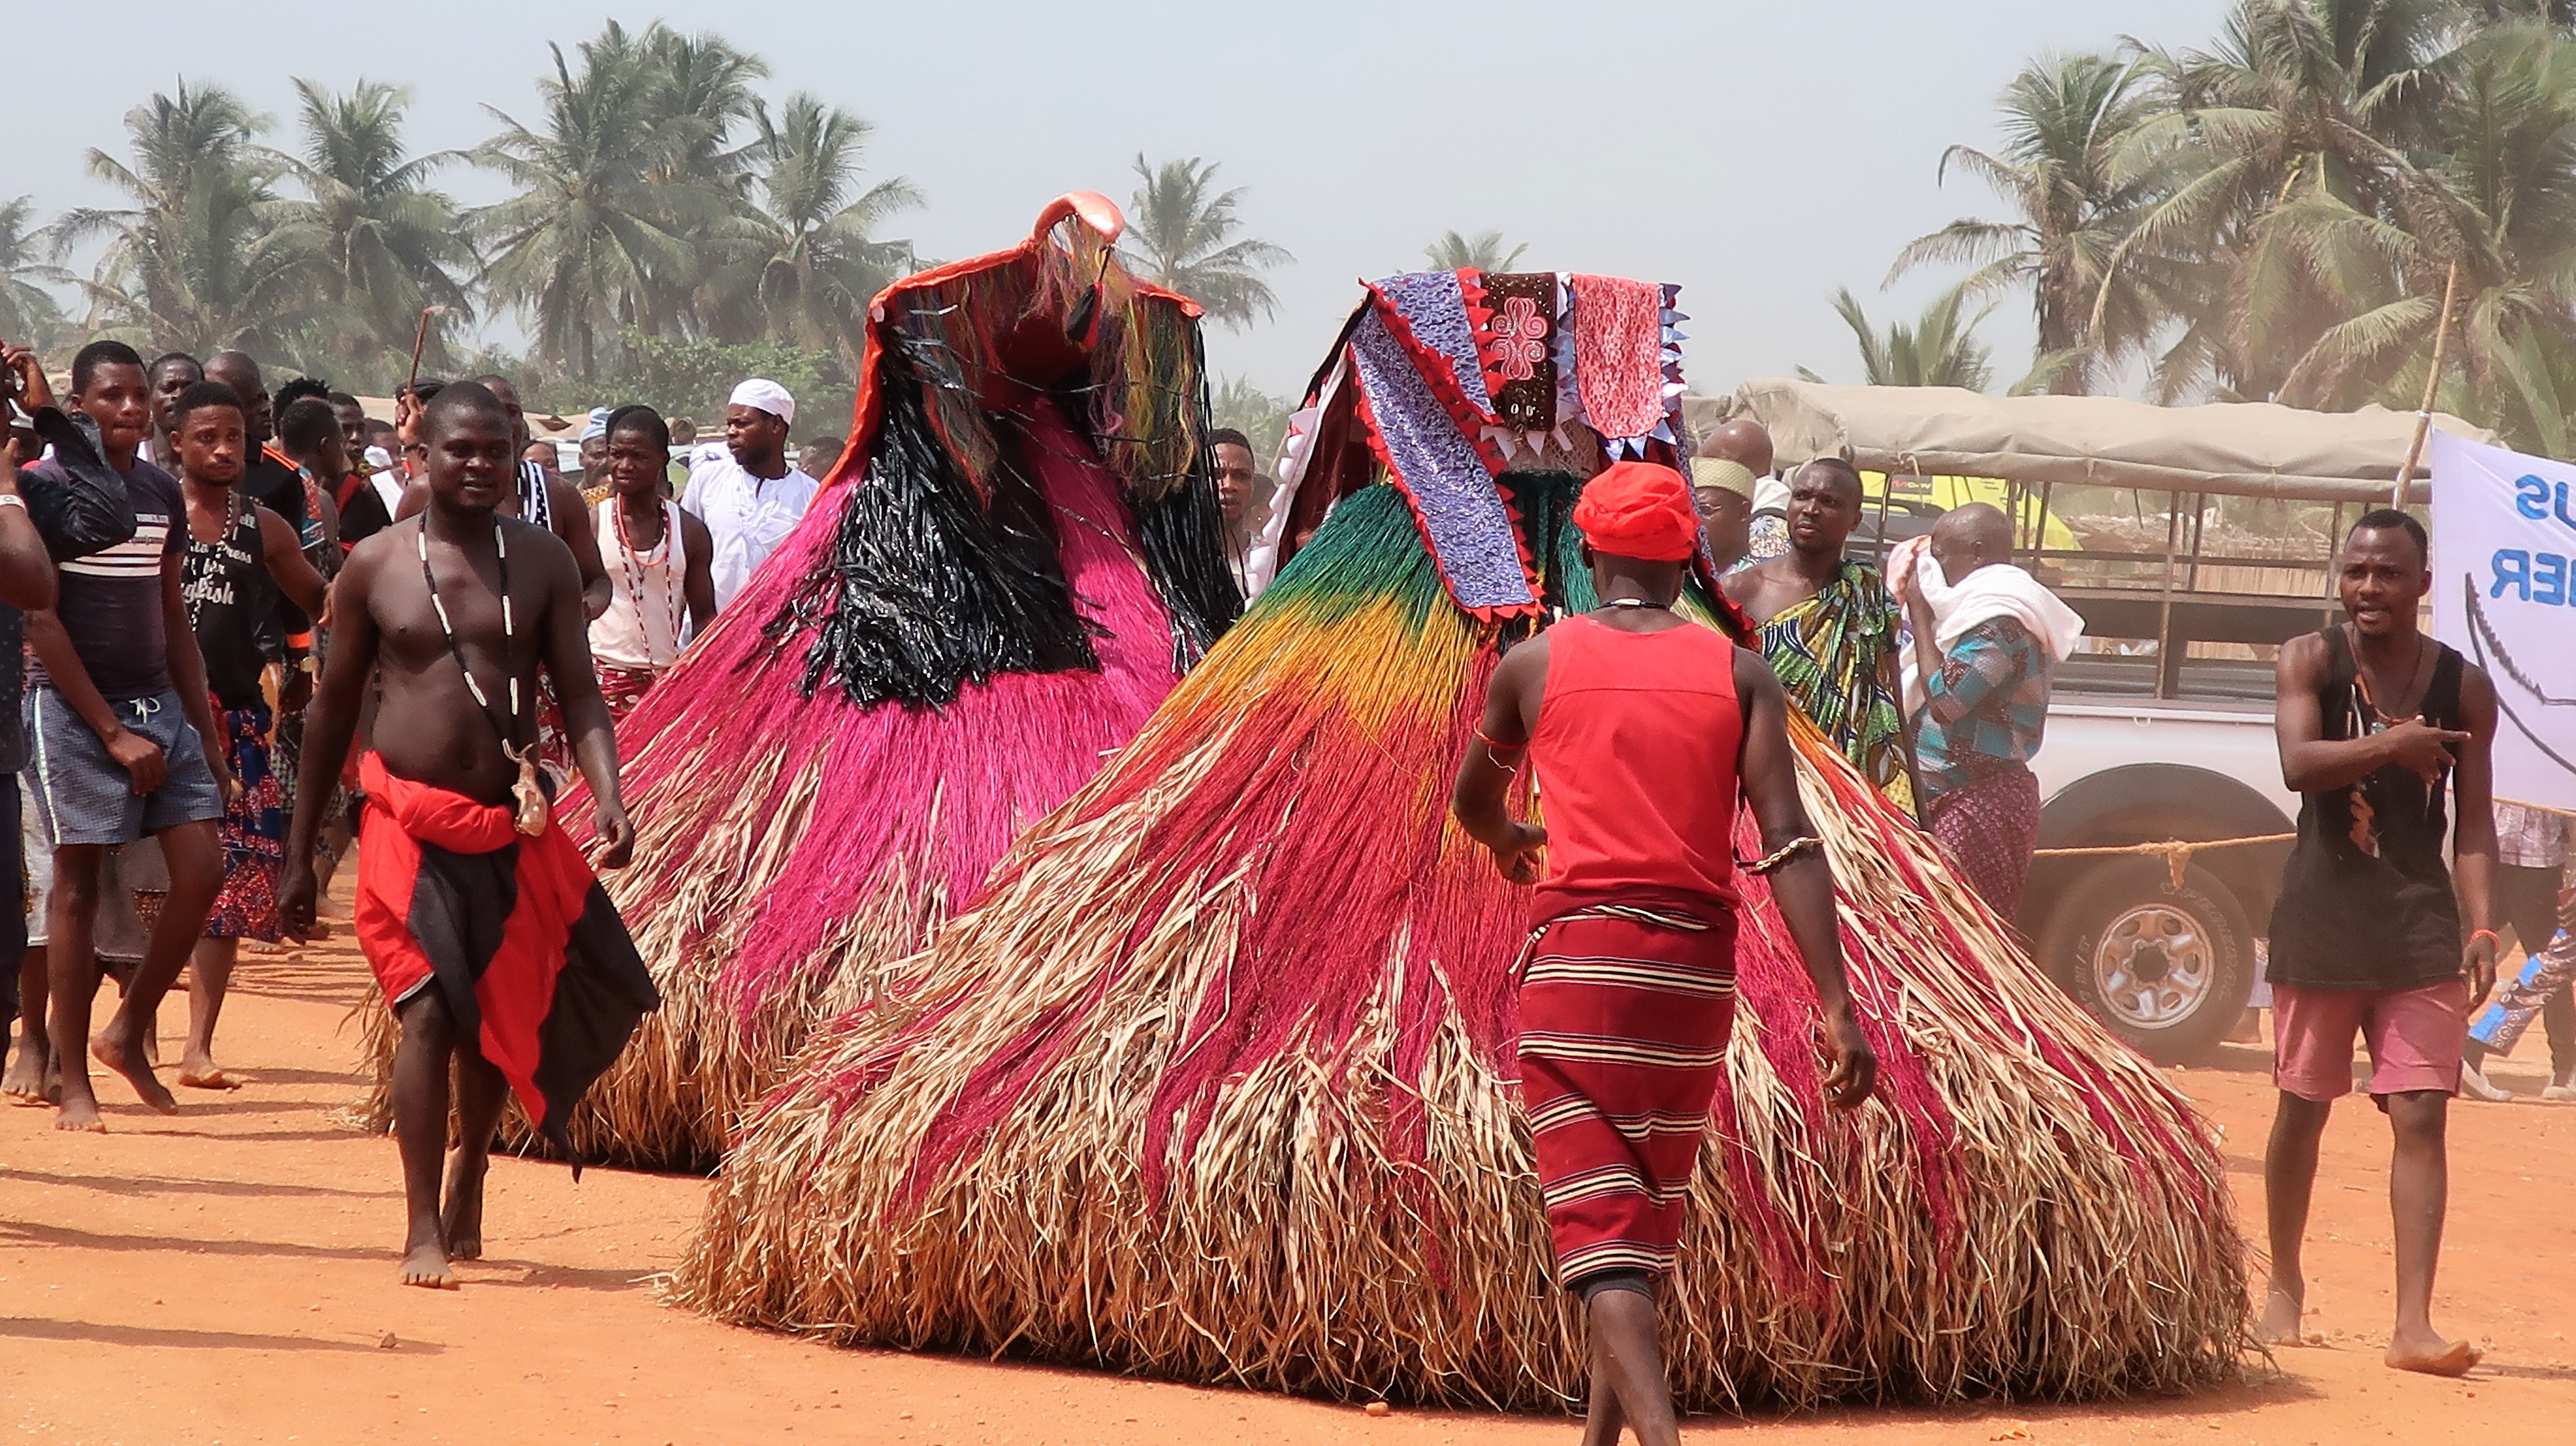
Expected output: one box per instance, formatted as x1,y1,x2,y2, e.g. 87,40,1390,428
1115,337,1240,673
1132,475,1241,673
771,361,1098,709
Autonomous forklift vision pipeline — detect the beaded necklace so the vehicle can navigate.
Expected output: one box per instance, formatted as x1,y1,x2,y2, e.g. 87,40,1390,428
183,486,243,633
416,516,548,836
612,495,686,663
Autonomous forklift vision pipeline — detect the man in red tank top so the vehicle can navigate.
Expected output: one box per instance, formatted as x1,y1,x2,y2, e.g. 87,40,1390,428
1452,460,1876,1446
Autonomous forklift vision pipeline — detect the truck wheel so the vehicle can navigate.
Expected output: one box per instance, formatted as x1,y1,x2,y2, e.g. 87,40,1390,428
2039,856,2253,1065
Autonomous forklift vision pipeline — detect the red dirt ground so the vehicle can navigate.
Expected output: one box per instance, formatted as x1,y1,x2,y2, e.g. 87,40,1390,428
4,906,2571,1444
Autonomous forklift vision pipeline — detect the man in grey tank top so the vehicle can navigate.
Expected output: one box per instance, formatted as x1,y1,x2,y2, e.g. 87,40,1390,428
2260,509,2499,1376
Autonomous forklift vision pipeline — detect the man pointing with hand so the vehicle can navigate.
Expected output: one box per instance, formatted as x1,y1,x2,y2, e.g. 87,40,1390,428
2259,509,2497,1377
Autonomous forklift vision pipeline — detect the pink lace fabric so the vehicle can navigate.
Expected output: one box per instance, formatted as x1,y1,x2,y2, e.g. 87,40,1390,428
1570,274,1667,442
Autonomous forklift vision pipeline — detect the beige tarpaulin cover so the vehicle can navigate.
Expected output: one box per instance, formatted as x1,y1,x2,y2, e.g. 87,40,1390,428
1682,380,2495,503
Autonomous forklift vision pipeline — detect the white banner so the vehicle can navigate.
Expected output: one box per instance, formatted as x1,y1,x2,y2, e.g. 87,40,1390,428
2430,430,2576,812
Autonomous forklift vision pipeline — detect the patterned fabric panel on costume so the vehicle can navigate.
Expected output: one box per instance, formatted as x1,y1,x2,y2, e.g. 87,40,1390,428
207,702,284,941
1568,274,1669,443
1517,904,1739,1285
1474,272,1558,431
1756,561,1913,816
1926,765,2042,919
1375,270,1497,423
1345,308,1534,617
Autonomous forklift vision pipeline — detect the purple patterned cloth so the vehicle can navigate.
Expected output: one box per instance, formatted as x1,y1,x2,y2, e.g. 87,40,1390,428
1374,272,1496,422
1348,309,1533,614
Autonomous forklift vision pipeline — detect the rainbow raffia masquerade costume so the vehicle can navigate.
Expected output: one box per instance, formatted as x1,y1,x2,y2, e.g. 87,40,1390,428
359,194,1239,1169
677,271,2248,1407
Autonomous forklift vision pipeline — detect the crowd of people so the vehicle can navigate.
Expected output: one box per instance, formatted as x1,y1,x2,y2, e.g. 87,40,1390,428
0,339,826,1144
0,324,2568,1401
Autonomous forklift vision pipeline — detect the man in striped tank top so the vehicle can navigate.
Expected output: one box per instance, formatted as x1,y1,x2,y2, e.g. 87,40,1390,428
21,342,233,1133
1453,460,1876,1446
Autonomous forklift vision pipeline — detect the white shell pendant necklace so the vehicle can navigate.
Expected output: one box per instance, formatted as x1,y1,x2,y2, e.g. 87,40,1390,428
418,516,548,836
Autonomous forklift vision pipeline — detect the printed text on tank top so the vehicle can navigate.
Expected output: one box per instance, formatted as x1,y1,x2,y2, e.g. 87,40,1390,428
181,488,247,632
182,488,279,709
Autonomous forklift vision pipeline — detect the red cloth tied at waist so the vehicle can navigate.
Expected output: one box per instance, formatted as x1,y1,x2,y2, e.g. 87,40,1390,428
353,752,658,1167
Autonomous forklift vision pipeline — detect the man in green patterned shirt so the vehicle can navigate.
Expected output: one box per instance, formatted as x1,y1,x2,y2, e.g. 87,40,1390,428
1722,458,1918,817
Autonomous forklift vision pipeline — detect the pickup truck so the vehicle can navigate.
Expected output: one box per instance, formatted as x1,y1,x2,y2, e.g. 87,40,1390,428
2023,694,2295,1062
1698,378,2493,1063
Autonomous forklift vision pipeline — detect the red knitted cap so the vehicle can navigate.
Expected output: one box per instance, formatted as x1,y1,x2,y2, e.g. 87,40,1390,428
1572,460,1700,562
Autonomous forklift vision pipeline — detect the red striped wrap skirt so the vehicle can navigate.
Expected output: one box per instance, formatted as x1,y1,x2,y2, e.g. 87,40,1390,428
1516,903,1738,1287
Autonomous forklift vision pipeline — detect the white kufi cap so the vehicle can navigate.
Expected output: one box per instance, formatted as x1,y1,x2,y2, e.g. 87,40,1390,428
729,378,796,428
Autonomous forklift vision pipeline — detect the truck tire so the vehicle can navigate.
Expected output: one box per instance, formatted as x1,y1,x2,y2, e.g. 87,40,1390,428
2038,856,2254,1065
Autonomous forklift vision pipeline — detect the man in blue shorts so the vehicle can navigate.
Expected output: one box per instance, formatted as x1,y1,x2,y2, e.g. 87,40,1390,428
23,339,232,1132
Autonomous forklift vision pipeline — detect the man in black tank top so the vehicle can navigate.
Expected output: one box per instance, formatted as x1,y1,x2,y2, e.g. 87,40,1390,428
169,382,328,1090
2261,509,2499,1376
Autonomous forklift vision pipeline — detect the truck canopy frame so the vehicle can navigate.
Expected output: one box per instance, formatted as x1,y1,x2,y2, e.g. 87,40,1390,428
1687,380,2492,505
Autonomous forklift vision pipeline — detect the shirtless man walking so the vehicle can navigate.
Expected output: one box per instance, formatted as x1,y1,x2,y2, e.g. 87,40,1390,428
281,382,657,1288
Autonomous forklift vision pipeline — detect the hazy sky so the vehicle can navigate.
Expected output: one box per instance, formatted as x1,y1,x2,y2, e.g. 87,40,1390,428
15,0,2235,404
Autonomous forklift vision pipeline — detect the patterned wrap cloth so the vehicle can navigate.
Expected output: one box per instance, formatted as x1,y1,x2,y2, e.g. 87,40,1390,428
1517,904,1739,1286
1926,766,2043,919
596,664,658,722
1753,560,1913,816
207,701,285,941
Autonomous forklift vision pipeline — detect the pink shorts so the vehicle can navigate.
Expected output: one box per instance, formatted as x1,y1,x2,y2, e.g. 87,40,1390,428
2271,980,2465,1102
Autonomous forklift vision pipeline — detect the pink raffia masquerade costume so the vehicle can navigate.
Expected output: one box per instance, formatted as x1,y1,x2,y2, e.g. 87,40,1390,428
677,268,2248,1408
354,195,1238,1169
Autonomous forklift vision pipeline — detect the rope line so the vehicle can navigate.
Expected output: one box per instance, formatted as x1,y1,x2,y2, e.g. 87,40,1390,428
2031,832,2297,888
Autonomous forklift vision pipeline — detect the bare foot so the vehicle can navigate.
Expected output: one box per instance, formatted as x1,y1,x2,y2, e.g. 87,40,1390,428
177,1054,242,1090
441,1156,487,1261
3,1042,53,1104
2255,1285,2304,1346
399,1240,458,1290
2386,1332,2479,1376
54,1095,105,1133
91,1024,179,1115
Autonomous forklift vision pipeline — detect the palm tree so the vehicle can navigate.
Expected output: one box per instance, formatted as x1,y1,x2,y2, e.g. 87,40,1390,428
1423,229,1528,272
268,79,475,386
1210,374,1293,460
2247,21,2576,451
0,197,70,348
639,26,768,196
705,92,920,369
1889,51,2164,393
474,29,701,382
1808,285,2000,391
2107,0,2463,399
1119,155,1291,330
634,26,770,337
52,82,317,358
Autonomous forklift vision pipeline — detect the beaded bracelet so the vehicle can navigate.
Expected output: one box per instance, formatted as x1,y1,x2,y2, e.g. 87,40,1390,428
1741,835,1822,875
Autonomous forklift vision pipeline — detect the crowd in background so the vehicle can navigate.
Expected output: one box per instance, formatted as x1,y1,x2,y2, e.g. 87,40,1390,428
0,332,831,1115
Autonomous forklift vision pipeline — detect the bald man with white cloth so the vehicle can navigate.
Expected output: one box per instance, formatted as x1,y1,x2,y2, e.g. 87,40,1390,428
682,378,820,611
